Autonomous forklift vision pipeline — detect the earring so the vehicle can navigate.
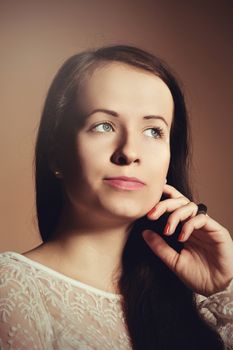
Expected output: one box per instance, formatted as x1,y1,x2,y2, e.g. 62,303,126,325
54,170,62,178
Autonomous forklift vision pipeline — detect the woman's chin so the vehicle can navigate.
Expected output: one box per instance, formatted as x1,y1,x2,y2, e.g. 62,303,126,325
104,202,147,221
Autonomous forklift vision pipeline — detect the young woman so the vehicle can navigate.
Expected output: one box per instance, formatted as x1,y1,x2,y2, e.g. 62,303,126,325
0,45,233,350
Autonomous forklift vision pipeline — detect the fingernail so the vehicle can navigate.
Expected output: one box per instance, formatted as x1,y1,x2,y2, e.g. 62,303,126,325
147,207,156,216
163,224,170,235
178,232,185,241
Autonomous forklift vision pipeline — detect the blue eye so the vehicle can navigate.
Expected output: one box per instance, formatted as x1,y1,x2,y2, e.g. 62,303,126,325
92,122,114,132
143,127,164,139
93,122,164,139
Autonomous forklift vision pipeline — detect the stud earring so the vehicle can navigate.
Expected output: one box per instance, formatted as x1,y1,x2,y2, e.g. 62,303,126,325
54,170,62,178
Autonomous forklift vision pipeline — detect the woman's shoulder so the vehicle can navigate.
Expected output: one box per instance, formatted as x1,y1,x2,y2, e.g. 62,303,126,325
0,251,38,287
0,251,47,311
0,247,58,292
0,251,53,348
0,244,57,280
0,250,28,271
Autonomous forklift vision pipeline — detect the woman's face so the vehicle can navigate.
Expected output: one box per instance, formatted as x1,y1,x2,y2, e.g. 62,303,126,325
63,62,174,223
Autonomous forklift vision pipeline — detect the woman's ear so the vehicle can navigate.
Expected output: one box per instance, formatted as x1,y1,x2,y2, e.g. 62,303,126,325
48,145,63,178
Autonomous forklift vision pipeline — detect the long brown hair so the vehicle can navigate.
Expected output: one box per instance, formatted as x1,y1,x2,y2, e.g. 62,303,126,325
34,45,224,349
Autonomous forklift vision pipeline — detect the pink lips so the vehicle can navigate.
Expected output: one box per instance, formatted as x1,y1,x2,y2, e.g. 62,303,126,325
103,176,145,190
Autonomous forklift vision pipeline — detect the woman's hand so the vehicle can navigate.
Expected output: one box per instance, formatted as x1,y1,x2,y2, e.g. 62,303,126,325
142,184,233,297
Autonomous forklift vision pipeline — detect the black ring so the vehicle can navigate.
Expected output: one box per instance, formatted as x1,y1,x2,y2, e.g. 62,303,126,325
197,203,208,215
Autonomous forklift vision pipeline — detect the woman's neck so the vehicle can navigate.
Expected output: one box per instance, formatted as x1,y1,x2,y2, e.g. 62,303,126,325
38,206,134,293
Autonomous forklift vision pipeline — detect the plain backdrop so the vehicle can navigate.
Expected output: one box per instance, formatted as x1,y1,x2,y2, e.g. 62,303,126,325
0,0,232,252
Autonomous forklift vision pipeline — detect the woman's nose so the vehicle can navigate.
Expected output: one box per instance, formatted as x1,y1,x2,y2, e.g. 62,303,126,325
111,135,140,165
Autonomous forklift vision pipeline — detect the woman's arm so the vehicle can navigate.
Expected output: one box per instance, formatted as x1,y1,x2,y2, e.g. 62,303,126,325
196,278,233,350
143,183,233,349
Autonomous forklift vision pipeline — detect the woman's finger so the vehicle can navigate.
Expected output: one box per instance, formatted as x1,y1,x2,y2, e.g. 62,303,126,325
178,214,229,242
163,201,198,235
142,230,179,270
162,184,189,199
147,196,190,219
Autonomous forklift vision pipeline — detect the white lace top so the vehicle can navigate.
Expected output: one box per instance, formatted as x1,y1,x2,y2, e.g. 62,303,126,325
0,251,232,350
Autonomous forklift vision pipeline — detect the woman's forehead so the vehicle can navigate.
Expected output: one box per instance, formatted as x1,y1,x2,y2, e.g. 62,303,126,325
78,62,174,122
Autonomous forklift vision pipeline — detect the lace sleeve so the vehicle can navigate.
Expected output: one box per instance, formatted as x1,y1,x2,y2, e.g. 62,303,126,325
0,259,52,350
196,278,233,350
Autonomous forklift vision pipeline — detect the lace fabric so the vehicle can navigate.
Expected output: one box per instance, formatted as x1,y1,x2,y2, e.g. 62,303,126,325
0,251,232,350
195,278,233,350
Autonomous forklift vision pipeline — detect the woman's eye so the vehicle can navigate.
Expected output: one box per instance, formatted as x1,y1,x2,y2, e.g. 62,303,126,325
92,122,114,132
93,122,164,139
144,127,164,139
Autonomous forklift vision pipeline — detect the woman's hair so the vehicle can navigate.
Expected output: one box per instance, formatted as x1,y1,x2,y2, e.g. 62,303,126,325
34,45,224,349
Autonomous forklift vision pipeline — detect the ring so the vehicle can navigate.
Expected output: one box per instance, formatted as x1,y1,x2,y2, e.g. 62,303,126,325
196,203,208,216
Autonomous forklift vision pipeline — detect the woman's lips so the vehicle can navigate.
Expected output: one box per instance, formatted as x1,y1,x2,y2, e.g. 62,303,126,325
103,177,145,190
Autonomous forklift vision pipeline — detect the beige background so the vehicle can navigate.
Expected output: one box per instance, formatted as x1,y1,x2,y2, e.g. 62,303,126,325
0,0,232,253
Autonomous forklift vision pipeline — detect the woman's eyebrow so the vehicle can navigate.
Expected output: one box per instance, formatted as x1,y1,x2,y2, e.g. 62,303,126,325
86,108,168,127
